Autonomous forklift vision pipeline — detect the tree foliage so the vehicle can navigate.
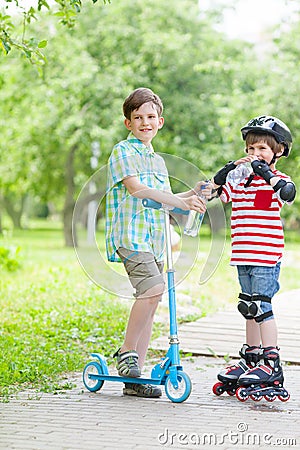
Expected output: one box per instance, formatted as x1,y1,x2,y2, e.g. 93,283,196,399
0,0,108,64
0,0,300,243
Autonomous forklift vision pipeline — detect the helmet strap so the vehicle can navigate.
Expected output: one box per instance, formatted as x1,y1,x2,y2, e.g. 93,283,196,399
270,154,278,165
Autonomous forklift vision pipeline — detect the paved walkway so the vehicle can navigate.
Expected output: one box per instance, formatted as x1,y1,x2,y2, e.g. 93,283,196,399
1,356,300,450
1,290,299,450
152,289,300,363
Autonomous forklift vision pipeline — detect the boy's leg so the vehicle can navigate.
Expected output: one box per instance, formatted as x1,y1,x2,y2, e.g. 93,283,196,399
120,282,164,368
115,248,164,397
237,266,261,346
260,318,278,348
238,264,287,394
116,248,165,364
237,263,280,347
120,284,164,399
246,319,261,347
250,263,280,348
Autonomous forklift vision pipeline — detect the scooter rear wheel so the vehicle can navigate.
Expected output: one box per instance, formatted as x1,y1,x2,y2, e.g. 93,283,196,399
165,370,192,403
83,361,104,392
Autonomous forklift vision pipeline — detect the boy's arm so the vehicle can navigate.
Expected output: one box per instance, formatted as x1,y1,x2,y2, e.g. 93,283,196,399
122,176,206,213
176,190,197,198
210,155,255,195
175,180,209,198
212,161,237,188
251,160,296,203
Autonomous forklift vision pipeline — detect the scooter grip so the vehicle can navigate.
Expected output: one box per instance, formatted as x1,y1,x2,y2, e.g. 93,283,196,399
142,198,189,215
172,207,189,216
142,198,162,209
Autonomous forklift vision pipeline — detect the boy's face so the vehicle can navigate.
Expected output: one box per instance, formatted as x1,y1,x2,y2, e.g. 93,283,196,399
124,102,164,146
246,139,283,166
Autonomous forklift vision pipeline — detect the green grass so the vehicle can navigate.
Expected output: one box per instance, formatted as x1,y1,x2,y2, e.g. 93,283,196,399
1,220,300,401
0,223,131,400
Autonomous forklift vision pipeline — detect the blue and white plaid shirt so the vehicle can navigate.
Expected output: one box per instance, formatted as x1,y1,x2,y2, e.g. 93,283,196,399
105,133,171,262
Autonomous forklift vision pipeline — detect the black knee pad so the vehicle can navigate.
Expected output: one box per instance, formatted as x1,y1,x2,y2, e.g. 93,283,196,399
251,294,273,323
237,293,273,322
237,293,255,319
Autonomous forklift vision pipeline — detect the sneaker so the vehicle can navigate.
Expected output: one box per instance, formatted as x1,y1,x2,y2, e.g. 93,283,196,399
113,349,141,378
123,383,162,398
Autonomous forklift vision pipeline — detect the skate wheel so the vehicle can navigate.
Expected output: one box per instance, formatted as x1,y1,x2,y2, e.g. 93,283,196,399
250,393,262,402
264,393,276,402
236,387,248,402
212,382,224,396
278,393,290,402
227,389,236,396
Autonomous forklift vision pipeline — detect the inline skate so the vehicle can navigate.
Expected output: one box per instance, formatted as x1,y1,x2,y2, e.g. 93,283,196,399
212,344,260,397
236,346,290,402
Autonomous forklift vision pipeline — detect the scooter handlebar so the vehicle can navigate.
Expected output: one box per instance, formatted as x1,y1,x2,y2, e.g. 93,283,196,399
142,198,189,215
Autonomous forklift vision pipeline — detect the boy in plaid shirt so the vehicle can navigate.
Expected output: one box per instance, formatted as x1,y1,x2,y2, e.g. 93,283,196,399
106,88,206,398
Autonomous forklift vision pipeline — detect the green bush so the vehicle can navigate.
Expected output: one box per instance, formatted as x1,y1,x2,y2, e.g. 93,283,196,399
0,246,21,272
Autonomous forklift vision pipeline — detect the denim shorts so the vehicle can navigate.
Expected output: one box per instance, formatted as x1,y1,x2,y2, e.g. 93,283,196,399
237,263,281,321
117,247,165,298
237,263,281,298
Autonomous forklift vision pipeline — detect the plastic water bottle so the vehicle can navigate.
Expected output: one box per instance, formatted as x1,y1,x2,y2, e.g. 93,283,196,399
184,185,207,237
226,163,252,187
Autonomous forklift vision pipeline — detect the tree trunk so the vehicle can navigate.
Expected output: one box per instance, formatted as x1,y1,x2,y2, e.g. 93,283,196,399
63,145,77,247
3,194,26,229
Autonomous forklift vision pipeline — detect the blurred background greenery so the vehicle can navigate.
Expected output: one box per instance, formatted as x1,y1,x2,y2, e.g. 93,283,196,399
1,0,300,243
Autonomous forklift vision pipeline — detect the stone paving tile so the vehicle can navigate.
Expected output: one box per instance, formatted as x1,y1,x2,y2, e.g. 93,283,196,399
0,356,299,450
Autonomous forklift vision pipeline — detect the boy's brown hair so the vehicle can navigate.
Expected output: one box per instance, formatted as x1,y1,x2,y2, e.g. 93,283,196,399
123,87,163,120
245,132,284,155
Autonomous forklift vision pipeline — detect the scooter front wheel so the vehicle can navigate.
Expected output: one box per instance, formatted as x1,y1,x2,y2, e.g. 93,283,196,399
83,361,104,392
165,370,192,403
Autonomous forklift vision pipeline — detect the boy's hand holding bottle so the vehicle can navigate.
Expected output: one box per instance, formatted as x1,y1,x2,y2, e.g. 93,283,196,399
184,181,210,237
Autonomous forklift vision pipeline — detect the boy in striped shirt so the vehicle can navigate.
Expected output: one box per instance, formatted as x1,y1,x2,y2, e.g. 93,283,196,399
211,116,296,399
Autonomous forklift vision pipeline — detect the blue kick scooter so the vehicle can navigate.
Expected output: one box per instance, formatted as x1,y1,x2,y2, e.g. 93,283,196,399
82,199,192,403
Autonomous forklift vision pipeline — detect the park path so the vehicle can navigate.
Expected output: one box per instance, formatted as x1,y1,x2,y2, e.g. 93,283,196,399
1,355,300,450
151,289,300,364
1,290,299,449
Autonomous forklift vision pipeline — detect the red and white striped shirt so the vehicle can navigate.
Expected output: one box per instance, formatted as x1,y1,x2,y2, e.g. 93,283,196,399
220,170,291,267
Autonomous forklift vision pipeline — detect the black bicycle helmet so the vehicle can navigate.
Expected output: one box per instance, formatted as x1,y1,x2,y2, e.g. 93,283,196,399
241,115,292,157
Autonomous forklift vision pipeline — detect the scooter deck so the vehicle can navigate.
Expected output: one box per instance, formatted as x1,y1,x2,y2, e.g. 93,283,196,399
87,373,165,385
